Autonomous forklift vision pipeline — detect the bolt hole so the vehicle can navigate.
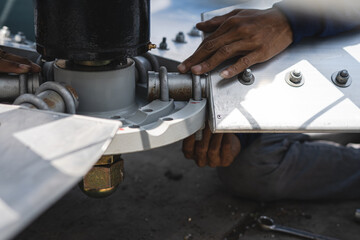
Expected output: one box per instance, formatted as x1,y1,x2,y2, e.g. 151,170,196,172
129,125,140,128
110,115,121,119
163,118,173,121
143,109,153,113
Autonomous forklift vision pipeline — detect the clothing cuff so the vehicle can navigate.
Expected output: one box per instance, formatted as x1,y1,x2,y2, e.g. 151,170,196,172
273,2,323,43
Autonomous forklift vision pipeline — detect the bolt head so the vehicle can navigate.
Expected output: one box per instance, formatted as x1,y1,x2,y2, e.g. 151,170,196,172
241,69,254,83
292,69,301,77
340,70,349,78
189,26,201,37
290,70,302,84
175,32,186,43
244,69,252,77
336,70,349,84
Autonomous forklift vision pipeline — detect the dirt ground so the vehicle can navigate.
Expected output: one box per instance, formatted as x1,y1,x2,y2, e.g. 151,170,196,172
15,141,360,240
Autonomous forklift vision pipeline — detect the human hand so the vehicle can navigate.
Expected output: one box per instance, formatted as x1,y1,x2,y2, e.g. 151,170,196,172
182,124,241,167
177,7,293,78
0,48,41,74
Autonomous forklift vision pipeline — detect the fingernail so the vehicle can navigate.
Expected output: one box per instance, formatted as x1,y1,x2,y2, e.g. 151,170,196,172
220,70,229,78
177,63,186,72
19,64,31,70
191,65,202,73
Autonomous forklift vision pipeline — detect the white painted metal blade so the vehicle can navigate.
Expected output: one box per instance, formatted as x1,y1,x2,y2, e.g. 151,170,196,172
0,104,121,240
204,2,360,133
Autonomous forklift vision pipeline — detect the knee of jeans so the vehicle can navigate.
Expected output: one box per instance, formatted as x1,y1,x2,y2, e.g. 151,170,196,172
217,166,285,201
216,153,286,201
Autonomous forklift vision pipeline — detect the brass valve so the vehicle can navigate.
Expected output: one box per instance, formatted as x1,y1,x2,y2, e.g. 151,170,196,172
79,155,124,198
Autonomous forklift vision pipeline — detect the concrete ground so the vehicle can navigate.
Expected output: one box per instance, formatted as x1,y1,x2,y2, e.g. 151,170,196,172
15,141,360,240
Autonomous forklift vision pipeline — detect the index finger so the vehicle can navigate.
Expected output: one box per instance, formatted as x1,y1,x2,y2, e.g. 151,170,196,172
178,31,233,73
2,52,41,73
196,9,242,33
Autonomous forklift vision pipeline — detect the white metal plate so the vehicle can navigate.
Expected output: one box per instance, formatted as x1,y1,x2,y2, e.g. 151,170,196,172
204,2,360,133
0,104,120,240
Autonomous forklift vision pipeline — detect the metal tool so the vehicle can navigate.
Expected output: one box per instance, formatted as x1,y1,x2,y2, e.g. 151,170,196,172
258,216,340,240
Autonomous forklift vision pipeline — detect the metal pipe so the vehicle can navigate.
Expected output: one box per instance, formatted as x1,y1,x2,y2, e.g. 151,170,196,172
0,73,40,101
148,71,207,101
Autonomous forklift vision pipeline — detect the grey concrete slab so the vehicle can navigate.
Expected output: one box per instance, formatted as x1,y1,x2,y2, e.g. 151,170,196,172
14,141,360,240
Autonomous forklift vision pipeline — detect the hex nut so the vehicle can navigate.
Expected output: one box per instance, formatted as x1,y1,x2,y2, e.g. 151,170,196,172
80,155,124,198
331,70,352,88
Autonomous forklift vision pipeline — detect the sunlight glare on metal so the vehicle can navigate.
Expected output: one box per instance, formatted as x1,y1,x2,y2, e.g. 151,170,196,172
344,43,360,63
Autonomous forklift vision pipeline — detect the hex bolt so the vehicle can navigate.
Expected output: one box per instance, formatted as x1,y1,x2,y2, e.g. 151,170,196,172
188,26,201,37
239,68,255,85
159,37,168,50
336,69,350,84
0,26,11,39
243,69,253,82
175,31,186,43
14,32,26,43
289,69,302,84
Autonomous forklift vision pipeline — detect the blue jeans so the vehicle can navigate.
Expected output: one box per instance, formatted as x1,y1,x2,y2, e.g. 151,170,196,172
217,133,360,201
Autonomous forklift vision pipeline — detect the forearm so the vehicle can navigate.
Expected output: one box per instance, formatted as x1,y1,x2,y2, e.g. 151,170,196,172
274,0,360,43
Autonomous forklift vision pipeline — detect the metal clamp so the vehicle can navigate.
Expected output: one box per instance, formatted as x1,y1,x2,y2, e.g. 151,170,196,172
159,66,170,102
13,93,50,110
35,82,77,114
192,74,202,101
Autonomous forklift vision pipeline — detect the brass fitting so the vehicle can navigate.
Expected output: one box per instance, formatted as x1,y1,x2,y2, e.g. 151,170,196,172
79,155,124,198
148,42,157,50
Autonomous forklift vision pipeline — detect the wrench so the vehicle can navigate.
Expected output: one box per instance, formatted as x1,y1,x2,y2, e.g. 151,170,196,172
258,216,340,240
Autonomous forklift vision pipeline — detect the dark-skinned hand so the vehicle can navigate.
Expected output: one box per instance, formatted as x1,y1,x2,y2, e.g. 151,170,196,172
182,124,241,168
0,48,41,74
177,7,293,78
